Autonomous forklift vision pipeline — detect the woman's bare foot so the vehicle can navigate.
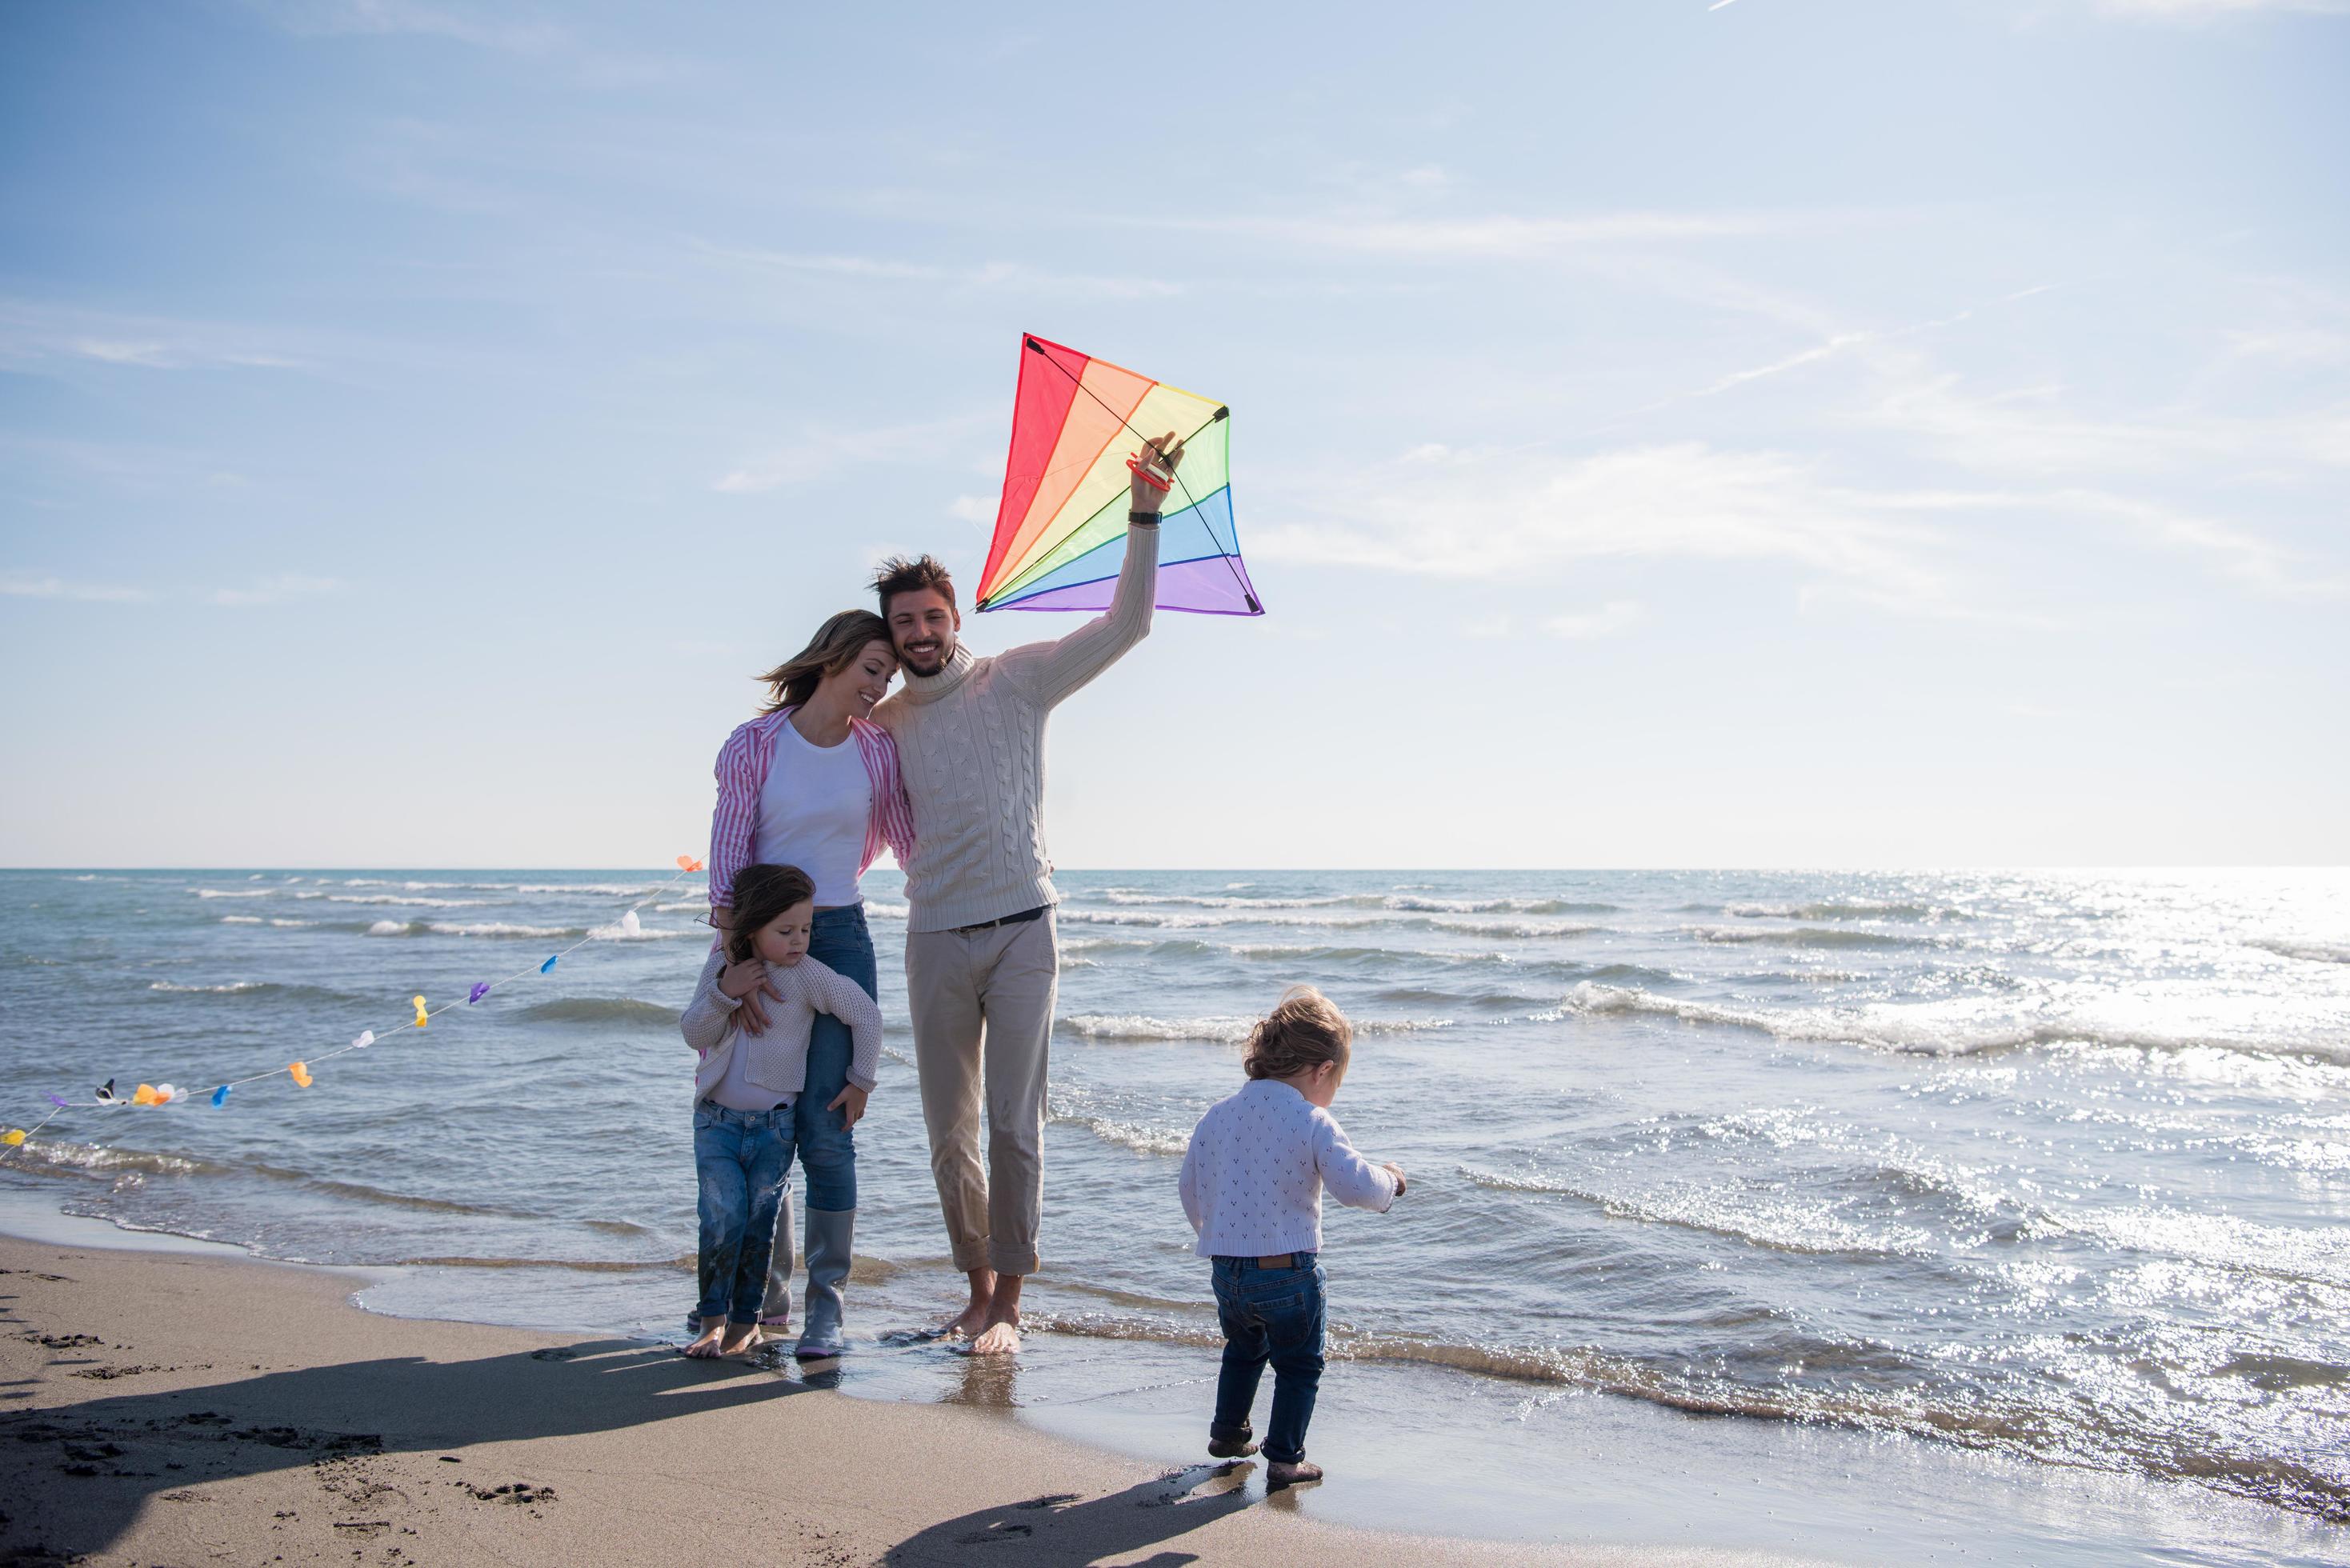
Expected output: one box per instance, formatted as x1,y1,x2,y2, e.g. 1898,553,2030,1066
683,1322,727,1358
1266,1460,1323,1489
719,1322,762,1358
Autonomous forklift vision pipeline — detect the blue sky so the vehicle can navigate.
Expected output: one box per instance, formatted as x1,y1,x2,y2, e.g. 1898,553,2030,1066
3,0,2344,867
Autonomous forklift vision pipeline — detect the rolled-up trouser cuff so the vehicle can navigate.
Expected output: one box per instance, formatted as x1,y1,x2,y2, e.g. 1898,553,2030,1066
1211,1421,1255,1445
987,1246,1039,1278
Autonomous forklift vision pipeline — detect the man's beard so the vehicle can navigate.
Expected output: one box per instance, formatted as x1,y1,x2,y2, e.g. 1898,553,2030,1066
899,641,950,677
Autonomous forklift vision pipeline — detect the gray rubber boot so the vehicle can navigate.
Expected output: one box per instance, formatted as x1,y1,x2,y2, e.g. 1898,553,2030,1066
759,1194,796,1334
794,1207,854,1360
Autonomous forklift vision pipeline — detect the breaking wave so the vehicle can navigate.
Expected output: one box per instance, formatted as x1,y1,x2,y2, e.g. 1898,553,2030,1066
1094,889,1617,915
1687,925,1948,950
1559,982,2350,1065
2250,938,2350,966
514,997,678,1028
1059,1012,1456,1042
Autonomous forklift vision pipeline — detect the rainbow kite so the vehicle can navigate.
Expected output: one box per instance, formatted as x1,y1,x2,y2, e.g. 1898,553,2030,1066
975,334,1261,617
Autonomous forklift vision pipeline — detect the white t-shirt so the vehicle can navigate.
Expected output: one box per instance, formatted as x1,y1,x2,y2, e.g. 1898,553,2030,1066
754,718,870,906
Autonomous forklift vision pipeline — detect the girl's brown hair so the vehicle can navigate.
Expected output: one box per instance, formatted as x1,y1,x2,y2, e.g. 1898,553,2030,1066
727,863,816,962
755,610,895,715
1242,986,1353,1080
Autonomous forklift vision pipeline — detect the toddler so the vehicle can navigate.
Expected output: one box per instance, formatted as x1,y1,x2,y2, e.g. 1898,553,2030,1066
1178,986,1404,1486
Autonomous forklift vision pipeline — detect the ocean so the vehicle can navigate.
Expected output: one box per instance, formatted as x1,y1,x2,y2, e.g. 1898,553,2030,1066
3,867,2346,1561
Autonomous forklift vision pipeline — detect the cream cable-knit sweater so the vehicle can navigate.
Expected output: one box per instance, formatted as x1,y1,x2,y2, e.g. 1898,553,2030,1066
873,520,1158,934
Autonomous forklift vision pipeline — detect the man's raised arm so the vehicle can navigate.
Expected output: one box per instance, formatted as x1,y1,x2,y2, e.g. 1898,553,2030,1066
996,432,1179,708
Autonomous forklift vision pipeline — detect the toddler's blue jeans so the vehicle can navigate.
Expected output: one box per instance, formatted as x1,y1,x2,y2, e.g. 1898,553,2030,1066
694,1102,795,1326
1210,1253,1326,1464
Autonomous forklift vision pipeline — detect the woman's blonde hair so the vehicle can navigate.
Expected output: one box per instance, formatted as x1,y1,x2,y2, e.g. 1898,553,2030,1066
756,610,894,715
1242,986,1353,1081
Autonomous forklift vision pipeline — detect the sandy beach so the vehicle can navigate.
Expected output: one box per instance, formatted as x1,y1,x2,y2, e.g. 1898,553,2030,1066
0,1230,1811,1568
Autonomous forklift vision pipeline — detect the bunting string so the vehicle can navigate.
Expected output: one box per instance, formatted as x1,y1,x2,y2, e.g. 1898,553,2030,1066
0,857,707,1153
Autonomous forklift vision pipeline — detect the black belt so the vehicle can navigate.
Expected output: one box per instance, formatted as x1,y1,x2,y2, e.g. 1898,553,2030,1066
949,904,1048,935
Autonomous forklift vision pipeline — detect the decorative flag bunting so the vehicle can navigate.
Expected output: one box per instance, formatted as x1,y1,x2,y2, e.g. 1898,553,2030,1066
0,858,708,1155
975,334,1261,618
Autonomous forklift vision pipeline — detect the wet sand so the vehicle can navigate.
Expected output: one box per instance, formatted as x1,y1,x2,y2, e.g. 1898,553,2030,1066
0,1230,1803,1567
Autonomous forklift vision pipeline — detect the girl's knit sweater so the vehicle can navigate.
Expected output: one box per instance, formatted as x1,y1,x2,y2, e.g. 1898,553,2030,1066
679,949,883,1102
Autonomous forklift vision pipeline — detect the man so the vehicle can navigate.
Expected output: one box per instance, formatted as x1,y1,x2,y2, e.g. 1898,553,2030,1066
870,431,1183,1355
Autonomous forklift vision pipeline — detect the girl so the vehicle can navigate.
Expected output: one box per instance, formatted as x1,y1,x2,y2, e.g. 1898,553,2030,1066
701,608,915,1358
1178,986,1406,1487
680,862,883,1359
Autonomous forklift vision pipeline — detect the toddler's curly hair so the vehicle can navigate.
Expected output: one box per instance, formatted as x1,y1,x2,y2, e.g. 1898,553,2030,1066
1242,985,1352,1081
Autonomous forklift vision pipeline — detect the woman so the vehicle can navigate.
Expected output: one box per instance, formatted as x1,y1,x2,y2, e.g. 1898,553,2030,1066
701,608,915,1359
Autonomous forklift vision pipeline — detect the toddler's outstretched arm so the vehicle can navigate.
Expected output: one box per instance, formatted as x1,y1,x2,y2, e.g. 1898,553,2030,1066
1313,1113,1400,1214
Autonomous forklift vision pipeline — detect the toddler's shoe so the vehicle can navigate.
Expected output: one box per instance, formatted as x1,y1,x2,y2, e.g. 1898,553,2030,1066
1207,1422,1259,1459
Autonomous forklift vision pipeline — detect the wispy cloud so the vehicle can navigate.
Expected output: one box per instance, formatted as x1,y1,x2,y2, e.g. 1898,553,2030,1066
210,574,344,607
1143,209,1802,260
2,572,152,603
1545,601,1646,638
2092,0,2348,18
239,0,698,85
247,0,567,52
5,571,351,607
1254,442,1966,614
715,412,992,494
698,244,1184,302
0,299,311,375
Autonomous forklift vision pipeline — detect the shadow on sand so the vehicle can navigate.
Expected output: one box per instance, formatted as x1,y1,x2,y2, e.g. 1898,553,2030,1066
883,1462,1258,1566
2,1336,803,1558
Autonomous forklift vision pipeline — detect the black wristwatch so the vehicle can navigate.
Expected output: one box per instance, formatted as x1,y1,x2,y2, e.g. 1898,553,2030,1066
1129,510,1161,525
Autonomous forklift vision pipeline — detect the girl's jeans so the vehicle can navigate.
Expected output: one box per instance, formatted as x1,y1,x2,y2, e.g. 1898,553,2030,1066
1210,1253,1327,1464
694,1102,795,1326
797,903,876,1210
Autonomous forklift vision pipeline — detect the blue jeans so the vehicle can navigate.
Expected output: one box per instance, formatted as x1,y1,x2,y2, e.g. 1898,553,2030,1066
796,903,875,1210
694,1102,796,1326
1210,1253,1326,1464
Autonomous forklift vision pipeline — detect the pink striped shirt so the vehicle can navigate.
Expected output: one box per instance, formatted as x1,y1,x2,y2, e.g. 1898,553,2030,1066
707,707,916,909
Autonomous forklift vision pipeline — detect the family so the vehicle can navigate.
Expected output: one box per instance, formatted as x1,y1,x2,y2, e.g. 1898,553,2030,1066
677,434,1404,1485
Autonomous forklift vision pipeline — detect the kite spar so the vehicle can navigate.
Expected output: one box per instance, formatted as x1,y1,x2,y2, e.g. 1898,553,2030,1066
975,334,1262,616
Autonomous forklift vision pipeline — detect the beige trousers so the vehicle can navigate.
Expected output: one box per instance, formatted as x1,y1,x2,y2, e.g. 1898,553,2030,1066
905,912,1058,1278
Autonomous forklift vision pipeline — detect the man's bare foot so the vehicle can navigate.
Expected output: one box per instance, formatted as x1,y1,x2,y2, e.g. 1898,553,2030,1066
968,1302,1022,1356
1267,1460,1323,1489
938,1267,995,1338
683,1322,727,1358
719,1323,762,1358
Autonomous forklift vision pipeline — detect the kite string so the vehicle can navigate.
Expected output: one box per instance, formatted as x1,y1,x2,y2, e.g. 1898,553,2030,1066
1007,343,1254,611
3,863,704,1127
